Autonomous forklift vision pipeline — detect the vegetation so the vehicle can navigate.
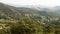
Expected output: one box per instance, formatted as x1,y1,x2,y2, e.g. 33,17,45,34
0,3,60,34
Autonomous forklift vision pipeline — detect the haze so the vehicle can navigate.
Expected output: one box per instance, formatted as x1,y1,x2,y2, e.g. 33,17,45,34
0,0,60,7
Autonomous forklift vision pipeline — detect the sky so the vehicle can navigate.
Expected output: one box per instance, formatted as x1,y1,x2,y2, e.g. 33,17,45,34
0,0,60,7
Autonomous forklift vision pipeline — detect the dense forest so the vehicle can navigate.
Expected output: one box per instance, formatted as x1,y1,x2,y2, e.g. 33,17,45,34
0,3,60,34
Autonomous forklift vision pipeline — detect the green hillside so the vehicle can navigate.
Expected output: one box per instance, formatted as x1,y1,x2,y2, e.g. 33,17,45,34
0,3,60,34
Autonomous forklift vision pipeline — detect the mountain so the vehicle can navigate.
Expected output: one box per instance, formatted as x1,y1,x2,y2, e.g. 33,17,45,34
0,3,41,20
0,3,50,19
0,3,59,18
0,3,22,20
0,3,60,26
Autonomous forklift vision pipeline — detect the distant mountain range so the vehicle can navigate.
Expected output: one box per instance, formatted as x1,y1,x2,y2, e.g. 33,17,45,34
0,3,60,19
0,3,60,26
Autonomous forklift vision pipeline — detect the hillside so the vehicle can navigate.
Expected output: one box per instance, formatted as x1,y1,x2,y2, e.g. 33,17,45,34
0,3,60,34
0,3,40,20
0,3,60,26
0,3,22,20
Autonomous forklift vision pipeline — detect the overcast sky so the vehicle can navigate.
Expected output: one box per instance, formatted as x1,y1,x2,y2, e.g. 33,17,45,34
0,0,60,7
